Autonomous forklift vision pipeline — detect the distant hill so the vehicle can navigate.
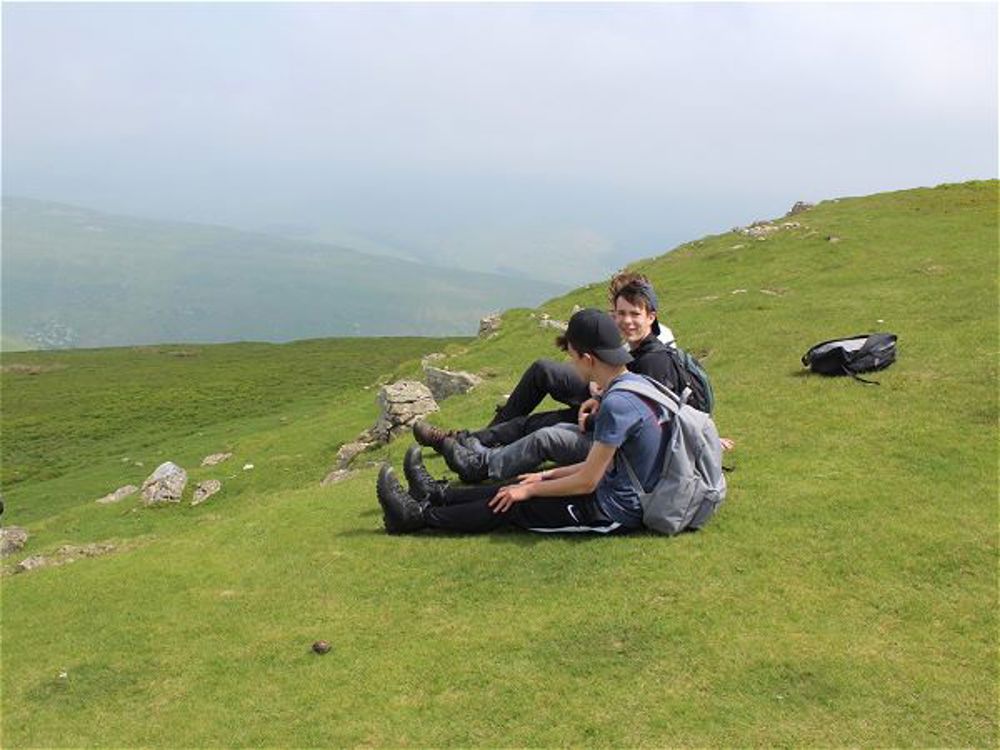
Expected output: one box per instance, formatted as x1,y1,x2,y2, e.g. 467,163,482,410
0,197,568,349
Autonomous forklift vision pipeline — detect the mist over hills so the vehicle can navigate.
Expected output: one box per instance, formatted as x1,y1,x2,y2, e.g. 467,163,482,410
0,197,569,349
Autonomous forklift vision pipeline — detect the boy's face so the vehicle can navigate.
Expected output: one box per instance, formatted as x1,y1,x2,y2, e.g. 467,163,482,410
613,296,656,346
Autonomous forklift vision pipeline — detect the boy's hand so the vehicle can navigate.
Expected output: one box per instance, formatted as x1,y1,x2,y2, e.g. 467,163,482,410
490,484,532,513
578,398,601,431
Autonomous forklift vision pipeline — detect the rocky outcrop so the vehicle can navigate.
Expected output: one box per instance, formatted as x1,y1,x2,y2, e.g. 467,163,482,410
537,313,568,332
335,436,375,468
192,480,222,506
323,380,443,482
321,469,354,486
15,555,47,573
0,526,29,557
423,365,482,403
141,462,188,505
373,381,438,441
732,220,803,239
787,201,814,216
478,314,502,338
96,485,138,505
12,542,117,574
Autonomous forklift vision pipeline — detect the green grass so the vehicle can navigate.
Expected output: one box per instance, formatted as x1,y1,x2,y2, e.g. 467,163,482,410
1,180,997,747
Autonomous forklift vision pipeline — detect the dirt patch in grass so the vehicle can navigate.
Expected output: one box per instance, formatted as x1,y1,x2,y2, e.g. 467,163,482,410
1,363,67,375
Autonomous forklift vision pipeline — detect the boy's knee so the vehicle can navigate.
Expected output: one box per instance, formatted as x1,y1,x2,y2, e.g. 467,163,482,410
529,359,560,384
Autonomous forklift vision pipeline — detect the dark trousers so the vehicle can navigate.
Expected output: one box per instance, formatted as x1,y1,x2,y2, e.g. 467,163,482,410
424,485,628,535
473,359,590,446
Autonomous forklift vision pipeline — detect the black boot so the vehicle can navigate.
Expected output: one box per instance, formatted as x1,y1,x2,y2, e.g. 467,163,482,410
439,437,489,483
403,446,449,506
412,420,454,452
376,465,428,534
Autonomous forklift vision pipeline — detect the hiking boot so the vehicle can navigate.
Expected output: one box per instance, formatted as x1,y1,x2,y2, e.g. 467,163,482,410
403,445,449,506
376,465,428,534
439,437,489,484
412,420,453,451
455,432,488,454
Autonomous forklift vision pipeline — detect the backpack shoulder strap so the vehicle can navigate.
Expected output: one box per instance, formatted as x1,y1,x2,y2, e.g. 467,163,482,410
606,374,688,416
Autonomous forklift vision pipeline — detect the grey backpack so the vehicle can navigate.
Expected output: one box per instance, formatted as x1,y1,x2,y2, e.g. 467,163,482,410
607,376,727,535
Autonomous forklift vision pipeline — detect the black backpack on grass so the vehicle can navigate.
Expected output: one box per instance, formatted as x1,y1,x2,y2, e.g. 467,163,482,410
802,333,898,384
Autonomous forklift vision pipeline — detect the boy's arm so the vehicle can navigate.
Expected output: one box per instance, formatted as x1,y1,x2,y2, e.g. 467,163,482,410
523,462,584,482
490,443,616,513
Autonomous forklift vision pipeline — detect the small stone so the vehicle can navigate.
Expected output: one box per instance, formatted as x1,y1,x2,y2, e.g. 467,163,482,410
827,235,841,243
312,640,332,654
0,526,29,557
321,469,354,486
192,480,222,506
15,555,48,573
141,462,188,505
201,452,233,467
731,289,748,295
423,365,482,403
478,314,502,338
96,485,138,505
243,463,254,471
335,441,371,469
421,352,447,366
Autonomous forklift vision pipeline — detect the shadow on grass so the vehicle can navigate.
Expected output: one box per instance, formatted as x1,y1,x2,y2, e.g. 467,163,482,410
334,523,661,544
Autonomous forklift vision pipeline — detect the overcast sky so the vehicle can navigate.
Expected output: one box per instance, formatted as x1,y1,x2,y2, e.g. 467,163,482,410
3,2,997,282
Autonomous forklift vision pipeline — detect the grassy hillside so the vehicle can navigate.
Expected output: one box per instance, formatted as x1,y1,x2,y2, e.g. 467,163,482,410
1,197,567,348
1,180,996,747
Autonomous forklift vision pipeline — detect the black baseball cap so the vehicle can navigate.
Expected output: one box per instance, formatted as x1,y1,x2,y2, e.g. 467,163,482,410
564,308,633,366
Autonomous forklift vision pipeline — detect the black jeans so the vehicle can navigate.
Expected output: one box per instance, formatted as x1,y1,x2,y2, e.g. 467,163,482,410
424,484,628,535
473,359,590,446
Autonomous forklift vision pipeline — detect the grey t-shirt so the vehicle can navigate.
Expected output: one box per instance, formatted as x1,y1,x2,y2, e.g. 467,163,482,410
593,373,665,528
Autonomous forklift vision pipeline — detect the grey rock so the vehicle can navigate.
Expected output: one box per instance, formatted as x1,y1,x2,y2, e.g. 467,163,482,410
141,462,188,505
744,223,778,238
787,201,814,216
16,555,48,573
55,543,116,562
0,526,29,557
421,352,447,366
374,381,439,441
827,235,842,243
539,318,568,332
423,365,483,402
321,469,354,486
478,314,502,338
336,440,372,469
192,480,222,506
201,452,233,467
96,485,138,505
